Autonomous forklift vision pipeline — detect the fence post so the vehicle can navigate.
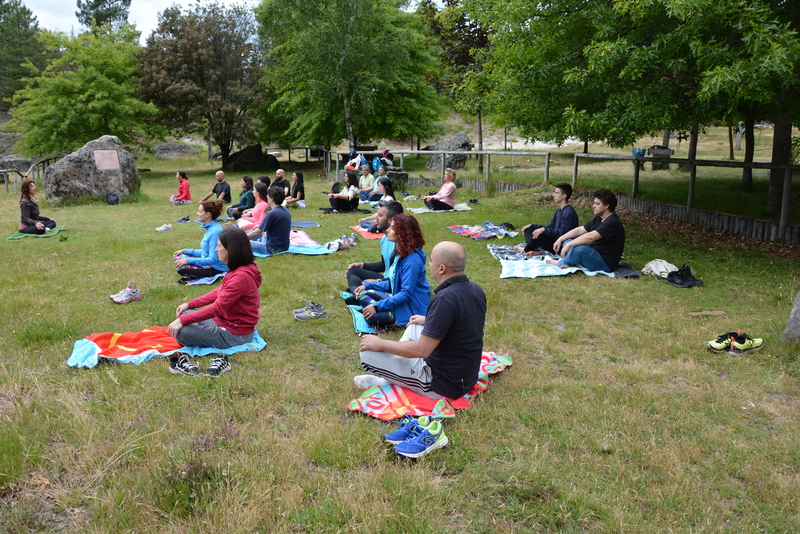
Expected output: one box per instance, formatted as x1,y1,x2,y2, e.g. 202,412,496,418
571,154,579,188
544,153,550,184
400,153,404,171
485,154,490,182
779,165,792,241
632,158,640,197
440,151,445,179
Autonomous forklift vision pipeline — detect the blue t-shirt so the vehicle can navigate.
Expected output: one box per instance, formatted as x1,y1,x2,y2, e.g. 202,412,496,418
257,205,291,253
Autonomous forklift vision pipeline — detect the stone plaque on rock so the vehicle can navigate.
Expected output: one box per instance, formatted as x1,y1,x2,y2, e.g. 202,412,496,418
43,135,139,204
93,150,120,170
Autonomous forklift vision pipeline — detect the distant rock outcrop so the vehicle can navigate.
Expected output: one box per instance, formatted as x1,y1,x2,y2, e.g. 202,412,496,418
425,132,471,171
152,142,198,159
226,144,278,172
43,136,139,204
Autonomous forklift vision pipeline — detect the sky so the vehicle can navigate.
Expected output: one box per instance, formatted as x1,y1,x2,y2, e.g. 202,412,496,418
24,0,258,44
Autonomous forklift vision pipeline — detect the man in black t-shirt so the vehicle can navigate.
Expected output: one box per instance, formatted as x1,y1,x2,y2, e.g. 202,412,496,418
200,170,232,204
271,169,291,197
357,241,487,400
548,188,625,273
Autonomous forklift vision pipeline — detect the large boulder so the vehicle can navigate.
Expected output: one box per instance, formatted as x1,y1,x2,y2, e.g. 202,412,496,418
226,144,279,172
781,291,800,344
43,136,139,204
425,132,471,171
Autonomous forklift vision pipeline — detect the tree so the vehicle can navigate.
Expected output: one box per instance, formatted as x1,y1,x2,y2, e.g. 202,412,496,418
5,25,158,157
139,2,264,169
256,0,445,149
75,0,131,29
0,0,46,108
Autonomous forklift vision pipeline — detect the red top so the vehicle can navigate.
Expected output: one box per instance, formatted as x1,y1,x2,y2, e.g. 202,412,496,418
180,263,261,335
174,179,191,200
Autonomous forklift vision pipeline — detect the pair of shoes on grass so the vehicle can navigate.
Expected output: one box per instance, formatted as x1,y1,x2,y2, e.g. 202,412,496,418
381,414,448,459
706,330,763,355
110,281,142,304
293,301,327,321
169,353,230,377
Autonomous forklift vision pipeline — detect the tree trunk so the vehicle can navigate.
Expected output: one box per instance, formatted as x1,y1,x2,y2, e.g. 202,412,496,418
662,129,670,147
583,140,588,153
219,141,232,170
768,114,792,216
342,91,355,149
477,107,483,173
742,112,755,190
686,124,699,216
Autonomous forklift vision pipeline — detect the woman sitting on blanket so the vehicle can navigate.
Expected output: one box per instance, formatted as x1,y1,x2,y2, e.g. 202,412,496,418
227,175,255,219
237,182,270,230
170,171,192,205
173,200,228,283
328,170,360,212
420,168,457,211
355,214,430,329
358,178,395,233
284,171,305,208
168,227,261,375
19,180,57,235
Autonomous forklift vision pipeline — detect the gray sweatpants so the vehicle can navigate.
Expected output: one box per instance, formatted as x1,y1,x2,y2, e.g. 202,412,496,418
359,324,442,400
176,314,253,349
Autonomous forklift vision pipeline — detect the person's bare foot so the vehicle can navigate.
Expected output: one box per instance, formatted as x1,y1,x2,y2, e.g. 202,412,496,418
526,251,542,257
513,245,524,253
545,258,559,266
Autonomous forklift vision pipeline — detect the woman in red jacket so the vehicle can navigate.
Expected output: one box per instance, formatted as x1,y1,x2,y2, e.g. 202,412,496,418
170,171,192,205
168,226,262,376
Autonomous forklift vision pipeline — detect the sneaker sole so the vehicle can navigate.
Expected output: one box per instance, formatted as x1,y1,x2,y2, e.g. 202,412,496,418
205,364,232,377
394,435,449,459
295,313,327,321
728,345,763,355
169,367,199,376
112,297,143,304
706,344,730,353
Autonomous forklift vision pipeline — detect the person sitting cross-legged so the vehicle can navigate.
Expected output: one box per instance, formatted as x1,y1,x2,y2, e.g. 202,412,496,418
546,188,625,273
345,200,404,294
247,185,291,255
514,182,578,256
356,241,487,400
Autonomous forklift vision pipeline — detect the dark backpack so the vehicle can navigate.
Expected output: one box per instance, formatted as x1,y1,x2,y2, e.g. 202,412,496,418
107,192,120,205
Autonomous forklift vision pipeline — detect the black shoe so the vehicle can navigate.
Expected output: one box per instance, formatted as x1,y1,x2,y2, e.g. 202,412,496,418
169,354,200,375
204,354,231,377
666,264,703,288
176,215,190,223
468,198,479,205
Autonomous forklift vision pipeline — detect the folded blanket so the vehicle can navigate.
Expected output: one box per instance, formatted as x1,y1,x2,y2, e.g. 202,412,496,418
487,244,554,261
67,327,267,368
252,230,334,258
347,351,513,421
408,202,472,215
340,291,377,334
448,221,519,240
291,221,321,228
8,225,66,240
350,225,384,239
187,273,225,285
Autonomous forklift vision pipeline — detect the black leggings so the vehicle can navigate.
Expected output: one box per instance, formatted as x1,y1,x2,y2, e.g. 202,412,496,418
424,199,453,211
177,266,224,279
20,220,56,234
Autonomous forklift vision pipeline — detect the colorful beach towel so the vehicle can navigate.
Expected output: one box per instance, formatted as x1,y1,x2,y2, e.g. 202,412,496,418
347,351,513,421
67,327,267,368
490,245,641,278
448,221,519,240
408,202,472,215
7,225,66,240
350,225,384,239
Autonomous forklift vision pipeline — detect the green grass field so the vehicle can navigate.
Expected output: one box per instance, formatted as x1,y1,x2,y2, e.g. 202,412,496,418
1,148,799,533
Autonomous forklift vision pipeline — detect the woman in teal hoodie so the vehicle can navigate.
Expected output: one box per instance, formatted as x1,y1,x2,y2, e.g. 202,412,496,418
173,199,228,282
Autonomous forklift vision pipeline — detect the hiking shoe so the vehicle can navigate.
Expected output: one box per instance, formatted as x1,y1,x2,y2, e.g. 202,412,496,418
293,301,320,315
110,281,137,301
706,332,738,353
156,223,173,232
382,415,432,445
176,215,190,223
295,306,328,321
169,354,200,376
204,354,231,377
729,333,764,355
666,264,703,288
392,420,448,459
111,288,142,304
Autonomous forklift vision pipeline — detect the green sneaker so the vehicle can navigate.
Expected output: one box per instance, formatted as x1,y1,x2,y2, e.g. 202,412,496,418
729,333,763,355
392,420,448,459
706,332,738,353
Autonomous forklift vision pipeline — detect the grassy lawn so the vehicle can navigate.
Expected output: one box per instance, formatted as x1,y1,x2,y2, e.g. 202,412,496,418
1,152,800,533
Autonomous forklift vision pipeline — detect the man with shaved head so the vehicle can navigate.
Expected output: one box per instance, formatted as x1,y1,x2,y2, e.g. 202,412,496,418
357,241,487,400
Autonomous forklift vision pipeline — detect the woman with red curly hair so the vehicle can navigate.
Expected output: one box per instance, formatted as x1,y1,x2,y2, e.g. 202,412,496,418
19,180,57,234
355,214,431,328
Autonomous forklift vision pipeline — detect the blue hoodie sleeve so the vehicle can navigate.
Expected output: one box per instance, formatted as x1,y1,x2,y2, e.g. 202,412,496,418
371,253,423,312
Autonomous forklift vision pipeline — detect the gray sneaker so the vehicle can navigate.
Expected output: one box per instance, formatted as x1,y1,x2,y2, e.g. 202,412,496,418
169,354,200,376
292,301,319,315
111,288,142,304
295,306,328,321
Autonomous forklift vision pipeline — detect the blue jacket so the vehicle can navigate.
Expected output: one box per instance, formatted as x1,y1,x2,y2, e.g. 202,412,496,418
543,204,579,241
365,247,430,326
184,221,227,272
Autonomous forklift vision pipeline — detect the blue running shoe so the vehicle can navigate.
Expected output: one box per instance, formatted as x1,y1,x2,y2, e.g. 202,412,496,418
382,415,431,445
392,420,448,459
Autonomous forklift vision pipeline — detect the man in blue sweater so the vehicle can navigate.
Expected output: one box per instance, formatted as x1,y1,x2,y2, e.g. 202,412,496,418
515,183,579,256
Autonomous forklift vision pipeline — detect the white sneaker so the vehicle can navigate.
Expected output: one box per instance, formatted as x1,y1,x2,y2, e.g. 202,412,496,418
156,223,173,232
354,375,390,389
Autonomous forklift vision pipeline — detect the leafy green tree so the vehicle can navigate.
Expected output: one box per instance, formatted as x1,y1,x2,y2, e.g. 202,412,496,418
75,0,131,29
5,25,158,157
0,0,46,108
256,0,445,149
139,2,264,169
